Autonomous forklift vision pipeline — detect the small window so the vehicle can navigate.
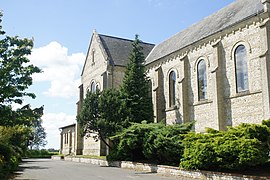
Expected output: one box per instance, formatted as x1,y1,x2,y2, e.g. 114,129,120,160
197,60,207,100
169,71,176,107
148,80,152,99
235,45,249,92
91,82,96,93
92,49,95,64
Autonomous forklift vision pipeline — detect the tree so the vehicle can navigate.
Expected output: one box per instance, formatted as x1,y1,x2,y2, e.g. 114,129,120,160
0,11,45,178
0,11,41,126
120,34,153,123
77,35,154,150
28,106,47,150
77,89,126,149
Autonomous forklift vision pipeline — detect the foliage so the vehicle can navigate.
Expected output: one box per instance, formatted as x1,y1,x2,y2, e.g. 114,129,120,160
0,19,41,107
0,11,44,178
77,89,126,148
108,122,160,161
0,142,20,179
180,122,270,171
26,149,57,158
143,122,193,165
78,35,154,150
120,34,153,124
28,108,47,150
107,122,193,165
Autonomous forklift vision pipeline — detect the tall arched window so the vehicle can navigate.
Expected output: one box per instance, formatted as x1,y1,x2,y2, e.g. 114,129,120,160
169,71,176,107
235,45,249,92
91,82,96,93
197,60,207,100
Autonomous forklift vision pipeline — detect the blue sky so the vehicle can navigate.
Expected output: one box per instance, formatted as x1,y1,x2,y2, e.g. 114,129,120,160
1,0,235,149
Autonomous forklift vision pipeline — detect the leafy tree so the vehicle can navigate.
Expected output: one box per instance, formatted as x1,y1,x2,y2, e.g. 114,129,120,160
0,11,44,178
28,106,47,150
77,89,126,149
120,34,153,123
0,11,41,126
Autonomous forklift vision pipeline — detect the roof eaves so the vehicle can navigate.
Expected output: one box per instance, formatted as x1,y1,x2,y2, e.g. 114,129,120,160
146,8,264,66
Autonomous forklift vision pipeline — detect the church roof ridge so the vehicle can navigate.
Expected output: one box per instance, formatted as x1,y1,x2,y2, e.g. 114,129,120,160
145,0,264,65
98,33,155,67
98,33,155,46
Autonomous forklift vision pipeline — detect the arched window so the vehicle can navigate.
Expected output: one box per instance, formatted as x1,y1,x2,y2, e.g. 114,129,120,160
235,45,249,92
169,71,176,107
197,60,207,100
91,82,96,93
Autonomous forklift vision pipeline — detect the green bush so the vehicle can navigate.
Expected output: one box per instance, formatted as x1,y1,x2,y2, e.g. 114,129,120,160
108,122,161,161
26,149,56,158
0,143,20,179
143,123,193,166
180,122,270,171
107,122,193,165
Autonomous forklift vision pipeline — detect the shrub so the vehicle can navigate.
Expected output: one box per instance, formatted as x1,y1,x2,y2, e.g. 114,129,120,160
107,122,193,165
0,142,21,179
180,122,270,171
108,122,161,161
26,149,55,158
143,123,193,166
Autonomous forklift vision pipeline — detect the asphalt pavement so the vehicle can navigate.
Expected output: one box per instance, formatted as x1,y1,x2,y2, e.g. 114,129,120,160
13,158,194,180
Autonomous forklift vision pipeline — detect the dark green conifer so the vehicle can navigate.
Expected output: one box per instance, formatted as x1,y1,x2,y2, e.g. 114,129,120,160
121,35,153,123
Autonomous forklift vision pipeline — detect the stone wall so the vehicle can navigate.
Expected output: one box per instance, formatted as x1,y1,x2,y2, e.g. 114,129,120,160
60,125,76,155
81,32,108,94
55,156,268,179
147,12,270,132
82,133,106,156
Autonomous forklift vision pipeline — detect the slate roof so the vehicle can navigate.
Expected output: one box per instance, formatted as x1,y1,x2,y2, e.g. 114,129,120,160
99,34,155,66
145,0,264,65
59,123,76,130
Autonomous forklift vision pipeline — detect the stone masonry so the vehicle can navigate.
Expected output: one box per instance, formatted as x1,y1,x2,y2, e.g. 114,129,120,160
59,0,270,156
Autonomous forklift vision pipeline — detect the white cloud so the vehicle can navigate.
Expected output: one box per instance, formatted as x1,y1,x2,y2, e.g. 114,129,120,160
42,112,76,149
29,41,85,98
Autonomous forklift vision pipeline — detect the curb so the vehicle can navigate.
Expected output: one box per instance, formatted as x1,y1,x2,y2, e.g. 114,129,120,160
51,156,270,180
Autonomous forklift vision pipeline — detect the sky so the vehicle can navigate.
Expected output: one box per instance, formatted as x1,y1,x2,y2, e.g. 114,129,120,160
1,0,235,149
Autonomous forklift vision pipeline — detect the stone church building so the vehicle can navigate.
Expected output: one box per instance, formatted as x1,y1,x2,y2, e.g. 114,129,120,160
60,0,270,155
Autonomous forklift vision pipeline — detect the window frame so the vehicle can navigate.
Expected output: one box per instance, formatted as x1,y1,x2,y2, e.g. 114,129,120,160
234,44,249,93
169,70,177,107
197,59,207,101
90,81,96,93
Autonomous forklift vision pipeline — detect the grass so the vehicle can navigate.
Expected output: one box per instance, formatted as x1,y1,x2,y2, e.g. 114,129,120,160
74,155,106,160
52,154,64,156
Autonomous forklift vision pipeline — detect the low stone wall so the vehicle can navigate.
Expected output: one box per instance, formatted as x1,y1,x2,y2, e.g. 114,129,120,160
63,156,120,167
51,156,63,160
51,156,268,180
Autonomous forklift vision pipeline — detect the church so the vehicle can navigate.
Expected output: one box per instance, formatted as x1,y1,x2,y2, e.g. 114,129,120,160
60,0,270,156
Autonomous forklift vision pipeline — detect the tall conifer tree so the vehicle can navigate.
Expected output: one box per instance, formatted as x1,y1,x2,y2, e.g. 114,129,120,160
121,35,153,123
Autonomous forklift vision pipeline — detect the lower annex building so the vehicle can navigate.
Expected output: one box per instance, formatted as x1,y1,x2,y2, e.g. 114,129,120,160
60,0,270,155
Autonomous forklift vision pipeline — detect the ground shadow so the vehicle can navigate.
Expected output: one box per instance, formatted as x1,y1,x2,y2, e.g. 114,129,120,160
12,159,49,179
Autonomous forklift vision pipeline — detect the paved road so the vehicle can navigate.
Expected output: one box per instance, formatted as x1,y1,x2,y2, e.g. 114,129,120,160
14,159,193,180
